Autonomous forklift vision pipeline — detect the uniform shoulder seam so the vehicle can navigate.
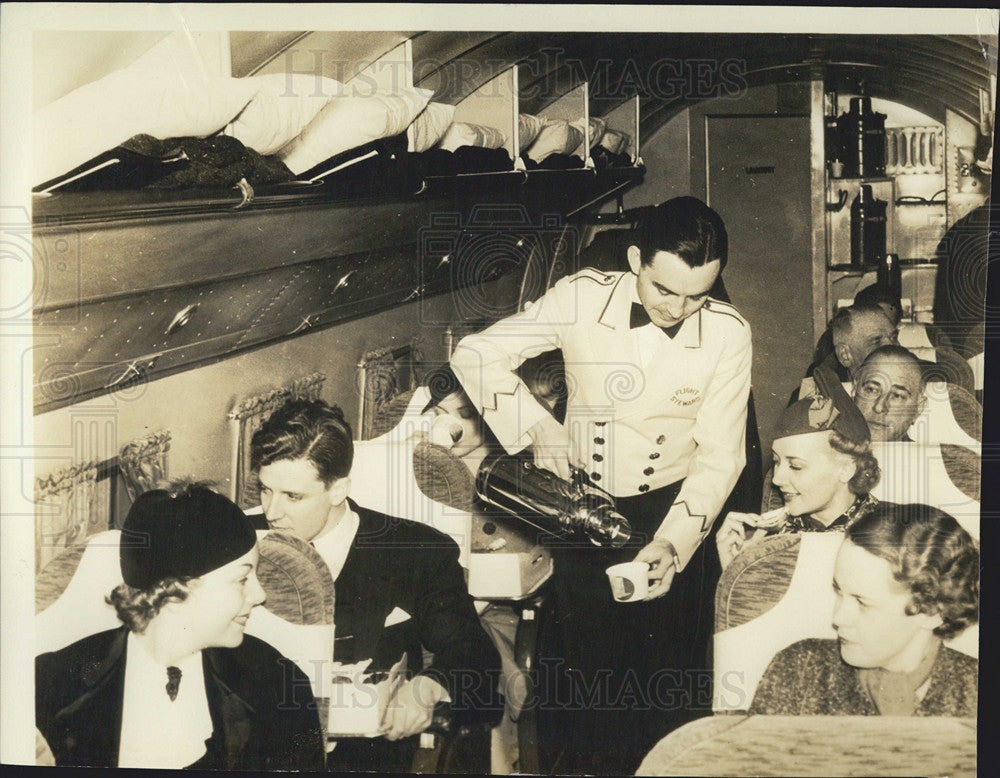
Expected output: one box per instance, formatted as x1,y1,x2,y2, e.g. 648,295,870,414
704,299,747,327
567,268,620,286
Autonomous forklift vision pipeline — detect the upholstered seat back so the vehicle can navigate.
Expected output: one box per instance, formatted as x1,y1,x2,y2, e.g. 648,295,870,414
869,442,980,540
244,530,337,699
713,533,979,712
35,530,124,654
893,380,980,446
350,387,474,566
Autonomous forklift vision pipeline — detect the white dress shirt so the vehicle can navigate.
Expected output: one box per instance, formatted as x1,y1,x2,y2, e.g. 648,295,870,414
311,505,360,582
117,632,212,769
631,278,672,369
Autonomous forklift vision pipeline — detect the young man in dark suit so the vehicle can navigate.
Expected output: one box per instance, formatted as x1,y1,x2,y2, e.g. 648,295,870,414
35,482,326,769
250,398,503,771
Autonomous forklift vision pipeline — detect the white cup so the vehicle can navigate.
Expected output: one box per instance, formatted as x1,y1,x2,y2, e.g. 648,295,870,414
606,561,650,602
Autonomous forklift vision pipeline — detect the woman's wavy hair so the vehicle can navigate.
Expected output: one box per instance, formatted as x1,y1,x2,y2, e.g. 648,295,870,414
828,429,881,496
846,502,979,639
421,363,502,452
106,576,200,634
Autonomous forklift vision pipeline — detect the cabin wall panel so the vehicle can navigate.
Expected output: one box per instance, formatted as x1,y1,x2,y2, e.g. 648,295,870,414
31,282,500,497
33,200,444,310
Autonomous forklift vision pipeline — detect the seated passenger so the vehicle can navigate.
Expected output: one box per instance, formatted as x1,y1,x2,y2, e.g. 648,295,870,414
423,362,500,476
802,302,899,388
748,502,978,716
852,344,927,442
35,482,326,769
422,364,529,773
852,282,903,329
249,398,503,772
354,364,527,773
717,366,880,569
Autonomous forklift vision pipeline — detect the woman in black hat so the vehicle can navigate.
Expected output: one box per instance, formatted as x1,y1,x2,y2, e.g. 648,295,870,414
717,365,881,569
35,481,326,770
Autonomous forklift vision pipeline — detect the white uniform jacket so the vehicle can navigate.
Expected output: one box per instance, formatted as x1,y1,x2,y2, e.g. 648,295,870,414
452,268,752,569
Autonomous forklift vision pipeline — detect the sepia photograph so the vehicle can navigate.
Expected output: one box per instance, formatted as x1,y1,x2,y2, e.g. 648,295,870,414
1,3,994,774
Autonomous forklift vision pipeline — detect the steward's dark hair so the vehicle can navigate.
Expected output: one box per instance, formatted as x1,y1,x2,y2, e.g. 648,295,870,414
421,363,502,451
251,399,353,486
634,197,728,270
846,503,979,640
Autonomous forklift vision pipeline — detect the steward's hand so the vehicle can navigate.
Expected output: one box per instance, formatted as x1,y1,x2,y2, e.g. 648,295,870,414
632,538,679,600
526,415,576,481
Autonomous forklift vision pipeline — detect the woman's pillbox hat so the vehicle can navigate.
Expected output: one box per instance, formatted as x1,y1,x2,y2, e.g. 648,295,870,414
120,485,256,589
775,365,871,445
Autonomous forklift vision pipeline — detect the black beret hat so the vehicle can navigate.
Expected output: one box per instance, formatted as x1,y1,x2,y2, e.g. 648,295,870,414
774,365,871,446
120,485,257,590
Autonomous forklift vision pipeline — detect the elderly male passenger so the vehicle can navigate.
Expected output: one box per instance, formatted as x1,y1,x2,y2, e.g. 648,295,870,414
852,344,927,442
35,483,326,770
249,398,502,772
809,302,900,384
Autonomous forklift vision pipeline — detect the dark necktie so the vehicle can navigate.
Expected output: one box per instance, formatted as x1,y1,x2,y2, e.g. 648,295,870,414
630,303,683,339
166,666,182,702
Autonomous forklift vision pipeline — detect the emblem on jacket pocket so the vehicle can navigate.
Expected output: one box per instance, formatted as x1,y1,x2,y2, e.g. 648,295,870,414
671,387,701,406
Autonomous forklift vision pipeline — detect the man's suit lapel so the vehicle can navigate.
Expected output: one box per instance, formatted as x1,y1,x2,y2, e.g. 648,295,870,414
333,503,395,665
51,627,128,767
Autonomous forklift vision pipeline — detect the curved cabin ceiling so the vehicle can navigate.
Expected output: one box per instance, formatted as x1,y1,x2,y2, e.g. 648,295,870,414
223,31,994,141
35,30,994,139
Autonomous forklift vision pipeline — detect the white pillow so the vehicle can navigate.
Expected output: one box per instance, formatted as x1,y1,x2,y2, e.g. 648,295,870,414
227,74,344,156
34,69,259,186
407,102,457,152
278,86,434,176
517,113,544,152
600,128,631,156
436,121,507,153
524,120,584,162
570,116,607,149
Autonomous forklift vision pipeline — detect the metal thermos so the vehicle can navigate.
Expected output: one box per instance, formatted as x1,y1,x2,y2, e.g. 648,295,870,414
850,185,887,269
475,453,633,548
838,97,887,178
